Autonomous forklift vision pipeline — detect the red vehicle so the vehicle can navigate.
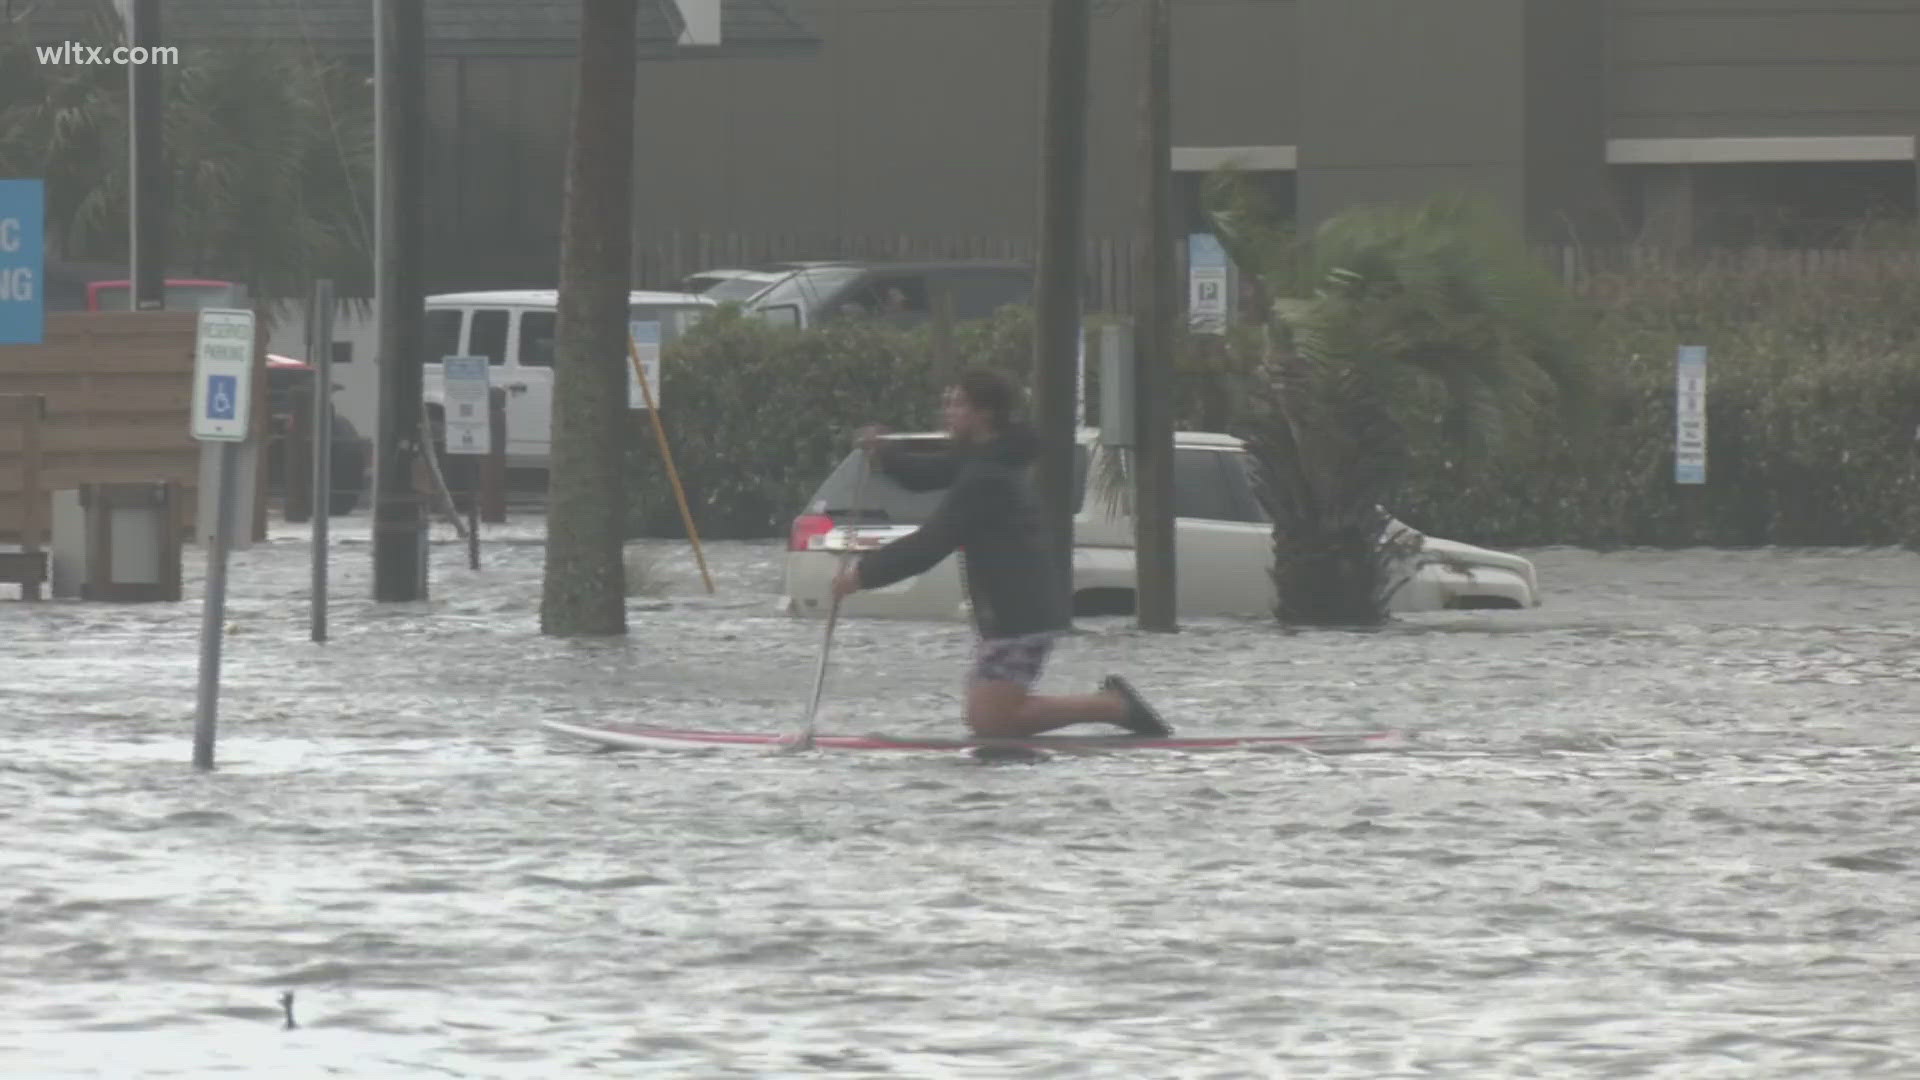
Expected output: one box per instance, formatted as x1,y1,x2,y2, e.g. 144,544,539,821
84,278,249,312
262,353,370,517
86,277,367,514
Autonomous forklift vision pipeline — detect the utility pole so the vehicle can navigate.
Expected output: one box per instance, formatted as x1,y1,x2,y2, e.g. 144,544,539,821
1133,0,1176,631
372,0,428,601
1032,0,1092,619
539,0,638,637
127,0,164,310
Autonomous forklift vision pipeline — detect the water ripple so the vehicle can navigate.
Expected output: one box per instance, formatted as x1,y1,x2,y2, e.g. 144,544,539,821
2,535,1919,1076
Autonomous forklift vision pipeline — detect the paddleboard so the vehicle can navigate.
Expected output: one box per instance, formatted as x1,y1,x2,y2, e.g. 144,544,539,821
542,718,1399,755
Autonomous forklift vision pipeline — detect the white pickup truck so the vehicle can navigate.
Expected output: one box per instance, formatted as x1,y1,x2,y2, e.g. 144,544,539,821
783,429,1539,620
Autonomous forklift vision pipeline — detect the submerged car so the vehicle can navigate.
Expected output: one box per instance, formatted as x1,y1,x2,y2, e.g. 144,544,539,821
783,430,1539,620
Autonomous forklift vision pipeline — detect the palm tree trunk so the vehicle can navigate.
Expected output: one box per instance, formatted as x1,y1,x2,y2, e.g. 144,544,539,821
1251,333,1401,627
540,0,637,636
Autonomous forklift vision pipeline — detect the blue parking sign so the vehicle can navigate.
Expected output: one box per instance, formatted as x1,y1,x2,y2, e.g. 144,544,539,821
206,374,238,420
0,179,45,345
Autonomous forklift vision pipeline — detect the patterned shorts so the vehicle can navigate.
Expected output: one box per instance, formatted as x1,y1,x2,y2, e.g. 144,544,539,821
970,631,1058,689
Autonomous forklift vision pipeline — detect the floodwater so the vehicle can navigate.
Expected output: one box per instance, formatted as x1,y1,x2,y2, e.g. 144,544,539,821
3,515,1919,1078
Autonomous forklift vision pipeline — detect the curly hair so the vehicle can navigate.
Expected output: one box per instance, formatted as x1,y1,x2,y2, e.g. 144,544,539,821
954,367,1018,430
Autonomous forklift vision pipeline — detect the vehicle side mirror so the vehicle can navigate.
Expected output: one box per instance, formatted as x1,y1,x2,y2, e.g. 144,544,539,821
757,304,800,328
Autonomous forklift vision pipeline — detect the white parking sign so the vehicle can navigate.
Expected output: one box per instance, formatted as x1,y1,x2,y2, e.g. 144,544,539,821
191,308,255,441
441,356,491,455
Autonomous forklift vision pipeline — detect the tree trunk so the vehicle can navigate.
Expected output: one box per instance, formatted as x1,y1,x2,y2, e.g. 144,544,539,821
540,0,637,636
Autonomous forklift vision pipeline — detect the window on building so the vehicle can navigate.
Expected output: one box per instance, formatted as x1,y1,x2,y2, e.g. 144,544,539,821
1627,161,1920,247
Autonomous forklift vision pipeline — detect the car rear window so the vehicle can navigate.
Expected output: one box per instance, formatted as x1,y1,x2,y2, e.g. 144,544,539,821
702,278,774,303
806,438,1089,523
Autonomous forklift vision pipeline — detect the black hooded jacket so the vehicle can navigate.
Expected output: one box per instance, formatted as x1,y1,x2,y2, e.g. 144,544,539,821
854,423,1070,639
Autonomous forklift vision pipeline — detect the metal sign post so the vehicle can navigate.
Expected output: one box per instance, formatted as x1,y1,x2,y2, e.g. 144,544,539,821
191,308,256,770
627,321,714,594
441,355,490,570
1675,345,1707,485
1076,321,1087,429
0,179,45,346
1099,320,1133,449
309,279,335,643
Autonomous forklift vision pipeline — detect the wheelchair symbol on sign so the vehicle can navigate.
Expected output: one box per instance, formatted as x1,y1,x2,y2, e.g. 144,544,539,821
206,374,238,421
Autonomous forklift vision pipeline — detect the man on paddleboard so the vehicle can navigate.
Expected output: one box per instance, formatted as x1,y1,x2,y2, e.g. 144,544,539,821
831,368,1172,739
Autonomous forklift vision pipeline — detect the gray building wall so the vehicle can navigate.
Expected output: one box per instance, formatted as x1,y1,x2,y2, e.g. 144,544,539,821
1296,1,1534,233
424,0,1302,290
421,0,1920,291
1611,0,1920,138
623,0,1299,240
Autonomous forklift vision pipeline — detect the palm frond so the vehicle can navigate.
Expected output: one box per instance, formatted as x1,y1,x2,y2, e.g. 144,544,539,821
7,17,373,302
1089,440,1133,520
1227,193,1594,626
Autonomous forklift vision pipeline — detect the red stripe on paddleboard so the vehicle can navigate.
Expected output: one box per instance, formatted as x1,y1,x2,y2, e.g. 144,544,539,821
544,720,1396,752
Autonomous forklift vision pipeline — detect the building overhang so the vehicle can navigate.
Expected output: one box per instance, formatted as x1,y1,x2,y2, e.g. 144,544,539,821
1606,136,1917,165
1171,146,1298,172
1168,137,1920,173
3,0,822,62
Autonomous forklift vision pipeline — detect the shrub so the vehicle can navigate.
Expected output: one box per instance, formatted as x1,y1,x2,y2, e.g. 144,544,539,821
1388,248,1920,548
623,243,1920,550
624,306,1029,538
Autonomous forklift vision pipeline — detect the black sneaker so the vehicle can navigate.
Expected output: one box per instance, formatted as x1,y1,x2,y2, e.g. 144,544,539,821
1103,675,1173,738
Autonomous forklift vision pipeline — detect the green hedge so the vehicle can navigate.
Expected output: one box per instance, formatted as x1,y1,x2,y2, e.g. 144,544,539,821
628,251,1920,548
625,306,1030,539
1388,251,1920,548
624,304,1243,539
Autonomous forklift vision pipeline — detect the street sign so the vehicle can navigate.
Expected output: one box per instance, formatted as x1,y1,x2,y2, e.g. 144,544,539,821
628,320,662,410
190,308,255,441
441,355,491,455
191,306,256,772
0,179,45,345
1188,232,1229,333
1675,345,1707,485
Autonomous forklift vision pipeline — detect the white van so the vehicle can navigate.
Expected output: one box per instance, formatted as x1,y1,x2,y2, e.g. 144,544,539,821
421,290,715,468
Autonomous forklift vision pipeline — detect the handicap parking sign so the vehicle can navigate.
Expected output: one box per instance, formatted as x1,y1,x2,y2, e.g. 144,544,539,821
191,308,255,441
206,374,237,420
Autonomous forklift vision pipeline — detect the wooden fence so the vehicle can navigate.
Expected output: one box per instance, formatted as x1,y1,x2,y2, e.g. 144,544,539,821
0,311,268,547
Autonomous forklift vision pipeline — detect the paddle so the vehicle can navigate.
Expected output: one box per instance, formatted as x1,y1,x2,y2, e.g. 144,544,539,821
779,442,875,754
